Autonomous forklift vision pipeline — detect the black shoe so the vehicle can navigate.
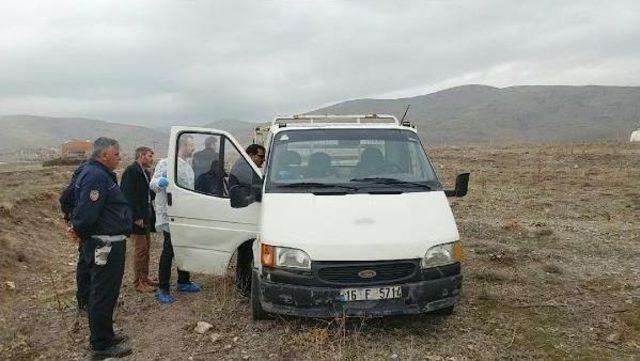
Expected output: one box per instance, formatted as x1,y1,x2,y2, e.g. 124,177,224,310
111,332,128,345
91,345,132,359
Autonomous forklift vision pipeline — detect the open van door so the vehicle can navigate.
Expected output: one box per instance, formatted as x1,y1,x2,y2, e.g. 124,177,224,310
165,127,262,275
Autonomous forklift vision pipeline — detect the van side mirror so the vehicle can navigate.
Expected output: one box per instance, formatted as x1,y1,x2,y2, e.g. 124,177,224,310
230,184,262,208
445,172,470,197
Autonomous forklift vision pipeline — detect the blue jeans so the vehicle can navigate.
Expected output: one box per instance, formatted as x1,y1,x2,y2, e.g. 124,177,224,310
158,231,190,292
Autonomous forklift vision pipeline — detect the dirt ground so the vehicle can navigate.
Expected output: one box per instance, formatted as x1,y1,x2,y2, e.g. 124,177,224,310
1,141,639,360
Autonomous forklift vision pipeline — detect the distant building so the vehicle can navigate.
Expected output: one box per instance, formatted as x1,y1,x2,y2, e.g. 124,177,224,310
61,139,92,160
38,147,59,160
252,126,270,145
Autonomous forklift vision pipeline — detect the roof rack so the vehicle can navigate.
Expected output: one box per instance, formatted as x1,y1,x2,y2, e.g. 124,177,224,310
272,114,400,126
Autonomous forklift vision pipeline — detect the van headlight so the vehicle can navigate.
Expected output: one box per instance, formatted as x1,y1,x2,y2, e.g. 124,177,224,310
421,241,463,268
261,244,311,269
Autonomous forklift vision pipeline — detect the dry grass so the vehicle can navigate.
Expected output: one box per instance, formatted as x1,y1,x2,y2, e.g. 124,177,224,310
1,141,639,360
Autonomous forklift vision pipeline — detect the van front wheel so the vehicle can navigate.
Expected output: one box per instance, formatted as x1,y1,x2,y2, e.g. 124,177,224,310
251,271,268,320
235,242,253,297
431,305,454,316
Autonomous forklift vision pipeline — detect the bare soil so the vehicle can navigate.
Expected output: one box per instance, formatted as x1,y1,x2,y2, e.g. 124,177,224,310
1,141,639,360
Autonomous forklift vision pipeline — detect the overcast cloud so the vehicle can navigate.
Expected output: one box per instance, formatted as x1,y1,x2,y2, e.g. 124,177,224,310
1,0,639,126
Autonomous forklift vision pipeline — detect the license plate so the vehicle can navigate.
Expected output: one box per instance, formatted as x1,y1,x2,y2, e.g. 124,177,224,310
339,286,402,302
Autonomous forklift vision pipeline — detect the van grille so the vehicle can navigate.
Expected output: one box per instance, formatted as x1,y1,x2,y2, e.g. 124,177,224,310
316,261,418,285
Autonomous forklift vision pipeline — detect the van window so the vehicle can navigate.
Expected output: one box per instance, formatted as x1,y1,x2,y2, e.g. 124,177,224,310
226,138,261,193
175,132,256,199
175,132,222,196
265,129,440,193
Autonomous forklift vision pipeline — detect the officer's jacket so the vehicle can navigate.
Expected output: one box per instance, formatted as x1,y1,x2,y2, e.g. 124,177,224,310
59,161,87,221
71,160,133,239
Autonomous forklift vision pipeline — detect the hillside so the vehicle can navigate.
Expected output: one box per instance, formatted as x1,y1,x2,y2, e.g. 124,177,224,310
309,85,640,144
0,115,168,157
4,84,639,158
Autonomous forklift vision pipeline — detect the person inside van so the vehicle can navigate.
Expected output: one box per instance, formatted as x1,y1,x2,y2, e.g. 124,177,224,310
195,159,221,196
192,136,219,179
305,152,333,178
229,144,265,188
275,150,301,180
354,147,385,178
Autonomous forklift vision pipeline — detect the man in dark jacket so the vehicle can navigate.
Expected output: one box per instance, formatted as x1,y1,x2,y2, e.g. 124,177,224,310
192,135,219,179
229,144,265,188
228,144,264,296
195,159,221,196
120,146,156,293
71,137,132,359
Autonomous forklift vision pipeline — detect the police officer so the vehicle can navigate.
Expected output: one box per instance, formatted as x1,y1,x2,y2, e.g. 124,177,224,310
71,137,132,359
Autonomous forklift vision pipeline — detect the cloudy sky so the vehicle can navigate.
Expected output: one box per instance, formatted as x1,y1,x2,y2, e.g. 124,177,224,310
1,0,639,126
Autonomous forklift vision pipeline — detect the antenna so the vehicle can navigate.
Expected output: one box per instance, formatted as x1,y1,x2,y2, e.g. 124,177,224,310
400,104,411,122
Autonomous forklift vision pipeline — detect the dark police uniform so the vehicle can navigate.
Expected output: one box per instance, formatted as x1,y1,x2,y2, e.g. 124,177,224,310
71,159,132,352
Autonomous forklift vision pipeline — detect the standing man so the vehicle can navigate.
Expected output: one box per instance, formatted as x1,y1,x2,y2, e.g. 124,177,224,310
150,135,201,304
120,146,156,293
192,135,219,179
71,137,132,359
229,144,265,188
229,144,265,296
245,143,266,169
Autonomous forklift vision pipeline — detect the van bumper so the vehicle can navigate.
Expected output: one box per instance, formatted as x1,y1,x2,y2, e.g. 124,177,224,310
257,272,462,318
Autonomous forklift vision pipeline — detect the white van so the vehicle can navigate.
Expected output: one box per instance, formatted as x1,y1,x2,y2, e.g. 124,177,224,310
166,115,469,319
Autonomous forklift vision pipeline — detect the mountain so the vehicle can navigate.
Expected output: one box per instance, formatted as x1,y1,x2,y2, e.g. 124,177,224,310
0,115,168,156
309,85,640,144
3,84,638,159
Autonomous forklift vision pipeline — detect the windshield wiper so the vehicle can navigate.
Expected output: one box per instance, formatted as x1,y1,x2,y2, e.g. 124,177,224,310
278,182,359,191
349,177,433,189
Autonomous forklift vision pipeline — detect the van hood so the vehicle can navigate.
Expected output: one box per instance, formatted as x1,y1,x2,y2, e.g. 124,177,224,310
260,192,459,261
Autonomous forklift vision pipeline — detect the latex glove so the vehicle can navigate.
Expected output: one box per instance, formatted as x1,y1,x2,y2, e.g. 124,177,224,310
158,177,169,188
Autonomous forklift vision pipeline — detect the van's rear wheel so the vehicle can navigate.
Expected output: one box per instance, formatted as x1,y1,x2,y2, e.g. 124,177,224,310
251,271,268,320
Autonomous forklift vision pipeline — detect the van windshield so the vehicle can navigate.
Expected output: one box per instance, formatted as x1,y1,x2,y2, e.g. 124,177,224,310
265,129,440,193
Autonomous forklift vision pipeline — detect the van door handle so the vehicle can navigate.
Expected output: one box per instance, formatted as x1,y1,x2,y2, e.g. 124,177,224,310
167,192,172,206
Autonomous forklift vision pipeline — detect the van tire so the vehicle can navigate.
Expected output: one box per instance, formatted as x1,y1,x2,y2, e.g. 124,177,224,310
251,271,268,320
235,241,253,297
431,305,454,316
